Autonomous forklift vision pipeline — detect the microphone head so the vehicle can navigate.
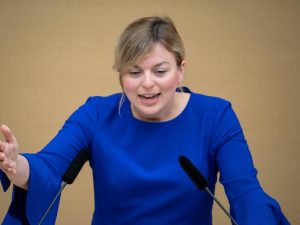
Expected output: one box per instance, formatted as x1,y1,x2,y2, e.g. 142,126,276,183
62,149,90,184
178,155,208,190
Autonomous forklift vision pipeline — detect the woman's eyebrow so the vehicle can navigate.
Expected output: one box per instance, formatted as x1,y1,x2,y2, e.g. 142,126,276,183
131,61,170,69
154,62,170,67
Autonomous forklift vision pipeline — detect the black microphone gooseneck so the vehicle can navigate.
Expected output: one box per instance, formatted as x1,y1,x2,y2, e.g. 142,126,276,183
38,149,90,225
179,155,238,225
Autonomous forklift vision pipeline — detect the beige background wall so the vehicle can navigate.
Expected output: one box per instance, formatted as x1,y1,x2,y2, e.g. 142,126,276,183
0,0,299,224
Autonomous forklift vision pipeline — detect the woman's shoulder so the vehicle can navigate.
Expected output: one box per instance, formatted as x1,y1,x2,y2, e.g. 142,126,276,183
190,91,231,111
82,93,122,110
69,93,122,121
181,87,230,106
86,93,122,104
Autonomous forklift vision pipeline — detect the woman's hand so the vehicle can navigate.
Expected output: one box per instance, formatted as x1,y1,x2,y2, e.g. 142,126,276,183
0,124,19,174
0,124,29,190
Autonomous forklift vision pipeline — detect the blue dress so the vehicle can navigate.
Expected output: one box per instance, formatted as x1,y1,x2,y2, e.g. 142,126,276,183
1,90,290,224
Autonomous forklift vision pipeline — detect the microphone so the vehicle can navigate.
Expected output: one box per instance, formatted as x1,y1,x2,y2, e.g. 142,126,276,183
38,149,90,225
178,155,238,225
62,149,90,184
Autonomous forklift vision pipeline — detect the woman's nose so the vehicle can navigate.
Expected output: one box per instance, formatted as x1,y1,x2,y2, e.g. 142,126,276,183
142,73,155,88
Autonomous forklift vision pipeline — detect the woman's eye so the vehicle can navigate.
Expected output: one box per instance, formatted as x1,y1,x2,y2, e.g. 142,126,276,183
155,70,167,76
129,71,141,76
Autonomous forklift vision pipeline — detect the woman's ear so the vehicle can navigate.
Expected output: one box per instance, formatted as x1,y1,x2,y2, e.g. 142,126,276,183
178,60,185,83
119,74,124,90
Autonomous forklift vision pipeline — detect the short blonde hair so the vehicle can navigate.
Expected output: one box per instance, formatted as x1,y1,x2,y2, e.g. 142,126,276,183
113,16,185,74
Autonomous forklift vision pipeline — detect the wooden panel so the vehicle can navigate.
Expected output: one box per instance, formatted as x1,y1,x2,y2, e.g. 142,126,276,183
0,1,299,224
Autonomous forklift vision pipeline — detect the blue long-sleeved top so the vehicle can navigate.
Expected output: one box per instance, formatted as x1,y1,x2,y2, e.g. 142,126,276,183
1,90,290,224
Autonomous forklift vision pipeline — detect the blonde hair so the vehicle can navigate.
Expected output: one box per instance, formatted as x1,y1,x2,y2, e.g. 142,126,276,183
113,16,185,74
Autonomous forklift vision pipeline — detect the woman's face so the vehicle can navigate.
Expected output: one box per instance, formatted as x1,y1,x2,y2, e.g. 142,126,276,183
121,43,185,121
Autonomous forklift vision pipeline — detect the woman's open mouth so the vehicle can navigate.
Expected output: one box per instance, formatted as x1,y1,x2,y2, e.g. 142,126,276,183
138,93,161,105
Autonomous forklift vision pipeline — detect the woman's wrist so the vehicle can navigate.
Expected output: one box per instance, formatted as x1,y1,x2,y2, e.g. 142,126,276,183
7,154,29,190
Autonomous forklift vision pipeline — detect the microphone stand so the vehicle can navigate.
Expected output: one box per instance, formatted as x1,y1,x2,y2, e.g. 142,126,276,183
38,181,67,225
38,148,89,225
204,187,238,225
179,155,239,225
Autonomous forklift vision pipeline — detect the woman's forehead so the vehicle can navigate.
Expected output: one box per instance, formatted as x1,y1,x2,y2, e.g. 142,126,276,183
131,44,175,67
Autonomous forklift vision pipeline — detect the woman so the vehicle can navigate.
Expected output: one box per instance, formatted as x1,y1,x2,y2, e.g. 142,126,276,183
0,16,290,225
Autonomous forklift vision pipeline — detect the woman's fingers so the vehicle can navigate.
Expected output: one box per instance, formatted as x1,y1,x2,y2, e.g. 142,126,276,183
0,139,8,152
0,124,18,154
0,124,19,174
0,151,5,159
0,152,16,173
0,124,17,144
